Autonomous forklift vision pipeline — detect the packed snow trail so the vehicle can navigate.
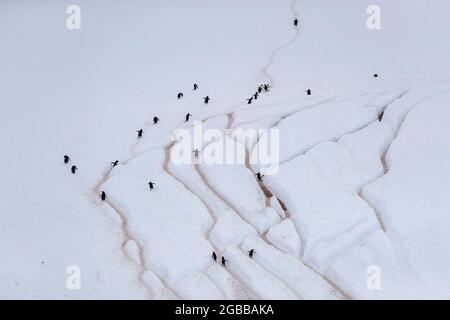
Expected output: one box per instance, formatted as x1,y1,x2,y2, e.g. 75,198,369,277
163,140,261,299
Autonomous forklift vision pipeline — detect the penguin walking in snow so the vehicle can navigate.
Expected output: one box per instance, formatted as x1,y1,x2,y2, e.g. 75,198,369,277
373,73,379,78
221,256,229,267
153,116,160,125
253,92,259,100
137,129,143,138
185,113,192,122
248,249,255,258
294,18,299,26
258,86,263,94
203,96,210,104
71,165,78,174
256,172,264,181
193,84,198,90
212,251,217,262
247,97,253,104
177,92,184,99
63,155,71,164
148,181,155,190
378,111,385,122
101,191,107,201
263,84,270,92
111,160,119,167
305,89,311,96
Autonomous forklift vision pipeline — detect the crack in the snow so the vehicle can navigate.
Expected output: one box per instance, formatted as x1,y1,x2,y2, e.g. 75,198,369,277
163,140,261,299
91,118,190,299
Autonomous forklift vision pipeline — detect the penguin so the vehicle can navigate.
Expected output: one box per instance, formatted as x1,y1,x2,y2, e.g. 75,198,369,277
306,89,311,96
258,86,263,94
71,165,78,174
248,249,255,258
148,181,155,190
193,84,199,90
177,92,183,99
378,110,385,122
294,18,299,26
373,73,379,78
185,113,192,122
137,129,144,138
111,160,119,167
203,96,210,104
153,116,160,125
63,155,71,164
101,191,107,201
247,97,253,104
253,92,259,100
212,251,217,262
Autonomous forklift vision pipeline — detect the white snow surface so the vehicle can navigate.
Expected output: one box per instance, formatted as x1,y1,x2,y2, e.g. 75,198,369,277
1,0,450,299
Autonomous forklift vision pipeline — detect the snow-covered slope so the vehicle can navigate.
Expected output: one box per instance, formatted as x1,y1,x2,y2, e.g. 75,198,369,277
1,0,450,299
